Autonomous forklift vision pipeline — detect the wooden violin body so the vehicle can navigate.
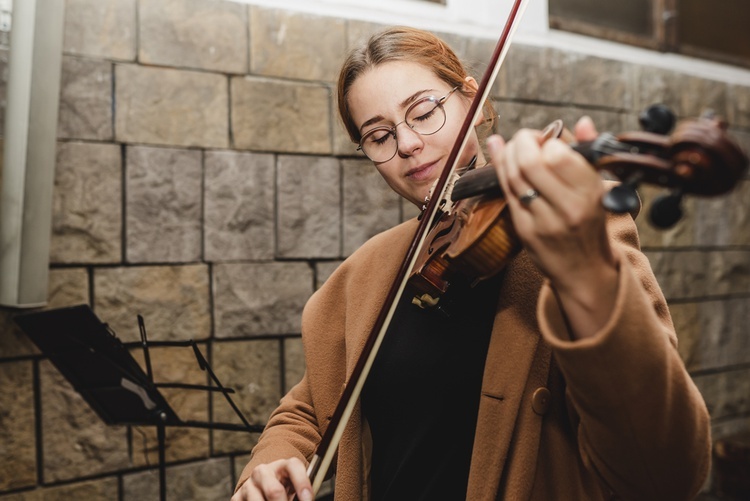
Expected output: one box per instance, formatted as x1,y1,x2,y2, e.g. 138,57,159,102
410,189,520,309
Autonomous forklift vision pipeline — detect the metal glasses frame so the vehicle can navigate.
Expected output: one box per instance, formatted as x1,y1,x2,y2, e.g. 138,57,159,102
357,86,461,163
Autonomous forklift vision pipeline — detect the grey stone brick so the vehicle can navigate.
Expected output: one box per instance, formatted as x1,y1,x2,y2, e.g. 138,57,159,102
694,368,750,421
669,302,700,365
233,454,252,484
463,36,502,98
211,339,281,453
708,251,750,296
63,0,136,61
497,44,551,102
213,262,313,338
284,336,304,393
711,419,750,445
438,30,471,61
495,102,624,140
0,48,9,137
645,250,709,300
345,20,387,50
332,91,362,156
729,83,750,128
681,76,728,119
139,0,248,73
40,360,130,482
315,260,343,289
231,77,332,154
126,145,202,263
204,151,275,261
332,115,361,156
277,155,340,258
682,298,750,371
47,268,90,308
542,47,578,104
57,56,113,140
115,64,228,148
694,179,750,247
728,128,750,170
0,361,35,491
93,264,211,343
634,66,685,117
342,158,401,256
26,478,119,501
635,68,727,119
570,55,634,111
727,180,750,245
51,142,121,264
250,7,347,82
123,458,233,501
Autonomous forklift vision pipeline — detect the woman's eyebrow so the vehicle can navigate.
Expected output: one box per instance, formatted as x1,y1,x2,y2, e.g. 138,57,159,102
359,88,436,132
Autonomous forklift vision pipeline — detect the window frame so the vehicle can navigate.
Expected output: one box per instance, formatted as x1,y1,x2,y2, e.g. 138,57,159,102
548,0,750,69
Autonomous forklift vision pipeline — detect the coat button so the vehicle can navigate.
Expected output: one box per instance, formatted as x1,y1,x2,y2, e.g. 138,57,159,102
531,387,551,415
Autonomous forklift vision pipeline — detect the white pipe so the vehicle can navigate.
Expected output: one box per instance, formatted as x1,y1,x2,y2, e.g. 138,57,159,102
0,0,65,307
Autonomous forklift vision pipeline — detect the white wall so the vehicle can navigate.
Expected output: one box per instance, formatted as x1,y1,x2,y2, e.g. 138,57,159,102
235,0,750,85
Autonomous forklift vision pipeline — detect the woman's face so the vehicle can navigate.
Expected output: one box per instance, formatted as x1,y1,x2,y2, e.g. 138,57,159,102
347,61,485,207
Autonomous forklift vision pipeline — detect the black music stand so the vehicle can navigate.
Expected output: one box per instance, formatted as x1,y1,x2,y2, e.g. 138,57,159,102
14,304,263,501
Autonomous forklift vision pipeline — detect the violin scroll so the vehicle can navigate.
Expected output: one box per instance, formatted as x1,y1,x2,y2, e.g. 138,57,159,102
453,106,749,228
592,108,747,227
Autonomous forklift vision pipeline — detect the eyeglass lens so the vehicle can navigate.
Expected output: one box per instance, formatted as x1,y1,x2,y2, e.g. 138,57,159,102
360,95,448,163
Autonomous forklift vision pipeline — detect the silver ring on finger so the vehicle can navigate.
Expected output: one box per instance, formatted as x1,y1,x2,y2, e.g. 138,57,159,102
519,188,540,205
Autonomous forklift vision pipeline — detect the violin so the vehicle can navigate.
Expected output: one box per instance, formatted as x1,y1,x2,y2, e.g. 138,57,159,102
409,109,749,309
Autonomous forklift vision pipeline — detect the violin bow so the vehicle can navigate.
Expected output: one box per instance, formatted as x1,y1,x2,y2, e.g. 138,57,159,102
306,0,531,493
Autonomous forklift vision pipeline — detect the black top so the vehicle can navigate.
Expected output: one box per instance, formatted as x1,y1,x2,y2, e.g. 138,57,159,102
361,277,500,501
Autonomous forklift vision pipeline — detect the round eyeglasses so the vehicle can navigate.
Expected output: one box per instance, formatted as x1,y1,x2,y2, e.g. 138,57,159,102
357,86,460,163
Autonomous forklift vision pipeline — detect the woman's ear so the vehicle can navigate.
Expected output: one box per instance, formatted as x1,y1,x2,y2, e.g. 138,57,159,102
463,76,486,126
463,76,479,93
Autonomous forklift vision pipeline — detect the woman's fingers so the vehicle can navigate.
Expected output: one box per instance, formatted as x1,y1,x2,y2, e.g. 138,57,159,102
250,463,290,501
284,458,314,501
573,115,598,142
233,459,312,501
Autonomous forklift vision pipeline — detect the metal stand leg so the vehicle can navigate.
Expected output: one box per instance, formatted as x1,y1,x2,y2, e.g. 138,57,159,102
158,423,166,501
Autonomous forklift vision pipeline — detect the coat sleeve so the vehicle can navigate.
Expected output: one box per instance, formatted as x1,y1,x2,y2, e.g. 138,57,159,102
234,373,321,492
536,211,712,500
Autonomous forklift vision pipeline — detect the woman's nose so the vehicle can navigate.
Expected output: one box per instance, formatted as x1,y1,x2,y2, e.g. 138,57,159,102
395,123,423,158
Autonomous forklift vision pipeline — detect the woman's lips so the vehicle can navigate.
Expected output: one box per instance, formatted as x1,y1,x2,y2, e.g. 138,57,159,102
406,161,439,181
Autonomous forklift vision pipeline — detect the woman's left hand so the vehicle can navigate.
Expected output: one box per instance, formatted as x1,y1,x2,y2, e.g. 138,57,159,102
487,117,620,339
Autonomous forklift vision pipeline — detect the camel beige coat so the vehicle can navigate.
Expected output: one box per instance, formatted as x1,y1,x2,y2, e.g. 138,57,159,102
237,211,711,500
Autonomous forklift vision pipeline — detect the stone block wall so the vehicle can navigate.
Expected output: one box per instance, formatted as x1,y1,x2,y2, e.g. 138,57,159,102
0,0,748,499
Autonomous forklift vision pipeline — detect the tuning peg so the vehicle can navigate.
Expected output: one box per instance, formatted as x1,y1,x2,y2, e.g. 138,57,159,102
649,189,684,228
639,104,676,134
603,173,642,215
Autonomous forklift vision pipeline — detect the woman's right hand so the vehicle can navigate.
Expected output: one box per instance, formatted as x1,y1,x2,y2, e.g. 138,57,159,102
231,458,313,501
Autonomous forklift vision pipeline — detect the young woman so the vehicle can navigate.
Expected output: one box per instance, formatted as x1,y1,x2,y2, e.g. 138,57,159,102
232,27,711,501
